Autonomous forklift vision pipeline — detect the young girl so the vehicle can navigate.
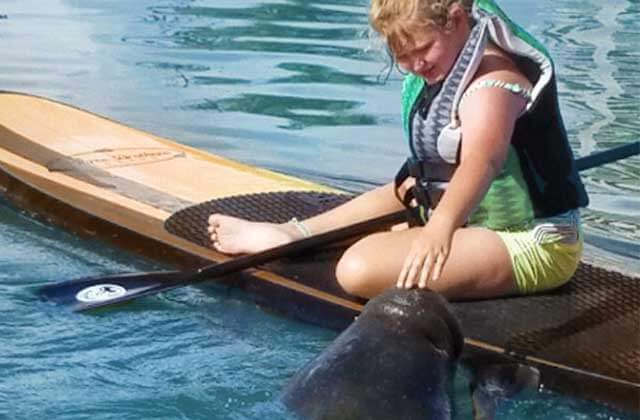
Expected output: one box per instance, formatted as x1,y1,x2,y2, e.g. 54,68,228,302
207,0,588,301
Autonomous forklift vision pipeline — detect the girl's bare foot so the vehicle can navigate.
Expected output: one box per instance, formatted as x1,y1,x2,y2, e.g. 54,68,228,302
207,214,300,255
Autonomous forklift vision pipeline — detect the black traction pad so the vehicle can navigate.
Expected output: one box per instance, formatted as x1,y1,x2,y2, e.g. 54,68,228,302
453,263,639,385
166,191,639,385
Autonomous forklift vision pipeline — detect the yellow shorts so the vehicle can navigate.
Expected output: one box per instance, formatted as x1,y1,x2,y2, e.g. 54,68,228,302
496,210,583,295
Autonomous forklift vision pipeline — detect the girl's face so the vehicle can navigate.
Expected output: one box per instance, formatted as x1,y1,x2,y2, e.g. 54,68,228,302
391,7,470,83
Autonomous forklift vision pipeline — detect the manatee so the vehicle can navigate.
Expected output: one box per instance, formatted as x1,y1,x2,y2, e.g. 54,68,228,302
282,288,464,420
282,287,541,419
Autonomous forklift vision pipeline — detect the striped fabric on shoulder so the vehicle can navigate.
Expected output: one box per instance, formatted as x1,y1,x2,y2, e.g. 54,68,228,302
460,79,532,106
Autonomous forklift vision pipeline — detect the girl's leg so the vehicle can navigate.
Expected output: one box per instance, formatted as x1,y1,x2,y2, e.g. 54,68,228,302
208,215,300,255
336,226,516,300
208,182,405,254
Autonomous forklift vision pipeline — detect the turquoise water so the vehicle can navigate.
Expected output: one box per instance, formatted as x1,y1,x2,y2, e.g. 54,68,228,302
0,0,638,418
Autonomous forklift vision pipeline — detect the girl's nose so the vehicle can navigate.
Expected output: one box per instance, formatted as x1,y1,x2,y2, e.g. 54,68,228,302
413,58,427,73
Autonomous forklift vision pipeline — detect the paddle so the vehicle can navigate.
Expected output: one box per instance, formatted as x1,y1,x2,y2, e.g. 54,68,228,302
575,141,639,171
38,141,639,311
39,209,407,311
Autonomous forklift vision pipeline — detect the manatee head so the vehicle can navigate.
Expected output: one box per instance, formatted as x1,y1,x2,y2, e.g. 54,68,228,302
362,288,464,360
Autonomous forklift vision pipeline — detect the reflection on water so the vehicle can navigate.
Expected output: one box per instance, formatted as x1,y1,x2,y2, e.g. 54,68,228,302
152,2,367,25
154,0,382,131
270,62,377,86
188,93,375,129
148,2,369,60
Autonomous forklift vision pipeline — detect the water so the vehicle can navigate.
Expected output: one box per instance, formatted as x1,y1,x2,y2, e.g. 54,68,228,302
0,0,638,418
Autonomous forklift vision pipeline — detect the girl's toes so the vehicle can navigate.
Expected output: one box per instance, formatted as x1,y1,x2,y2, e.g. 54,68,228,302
208,214,223,228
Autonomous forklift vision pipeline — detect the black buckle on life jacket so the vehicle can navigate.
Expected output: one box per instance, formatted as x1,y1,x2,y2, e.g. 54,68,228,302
394,158,432,226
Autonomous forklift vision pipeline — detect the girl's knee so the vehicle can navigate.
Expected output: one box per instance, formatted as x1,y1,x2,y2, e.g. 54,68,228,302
335,249,371,298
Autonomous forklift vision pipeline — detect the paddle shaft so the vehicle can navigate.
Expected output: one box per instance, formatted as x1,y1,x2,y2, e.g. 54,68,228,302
575,141,639,171
64,205,407,310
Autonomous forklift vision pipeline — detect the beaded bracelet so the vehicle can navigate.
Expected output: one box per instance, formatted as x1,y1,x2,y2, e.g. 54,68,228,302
289,217,312,238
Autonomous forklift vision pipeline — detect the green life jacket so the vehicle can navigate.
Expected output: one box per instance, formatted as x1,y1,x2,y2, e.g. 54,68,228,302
399,0,588,230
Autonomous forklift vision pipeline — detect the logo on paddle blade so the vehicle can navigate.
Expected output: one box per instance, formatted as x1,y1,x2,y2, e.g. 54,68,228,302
76,284,128,303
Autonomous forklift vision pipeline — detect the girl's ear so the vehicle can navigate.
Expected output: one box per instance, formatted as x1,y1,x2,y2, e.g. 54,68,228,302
445,3,467,32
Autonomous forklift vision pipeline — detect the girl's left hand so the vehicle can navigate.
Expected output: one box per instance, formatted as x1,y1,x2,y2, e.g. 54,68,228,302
396,216,455,289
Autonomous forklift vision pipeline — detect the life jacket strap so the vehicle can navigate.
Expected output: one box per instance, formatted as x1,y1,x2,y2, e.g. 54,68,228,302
394,158,432,227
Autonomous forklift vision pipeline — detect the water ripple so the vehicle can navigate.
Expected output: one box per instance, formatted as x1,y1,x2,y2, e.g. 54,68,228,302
186,93,376,129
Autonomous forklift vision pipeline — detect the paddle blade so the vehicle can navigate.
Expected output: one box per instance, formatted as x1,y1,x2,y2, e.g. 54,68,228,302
38,270,191,311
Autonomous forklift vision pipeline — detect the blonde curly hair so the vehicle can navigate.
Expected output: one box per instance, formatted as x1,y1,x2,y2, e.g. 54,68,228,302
369,0,473,53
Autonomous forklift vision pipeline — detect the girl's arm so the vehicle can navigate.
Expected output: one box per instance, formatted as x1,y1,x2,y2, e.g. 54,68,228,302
300,181,406,236
397,59,531,288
